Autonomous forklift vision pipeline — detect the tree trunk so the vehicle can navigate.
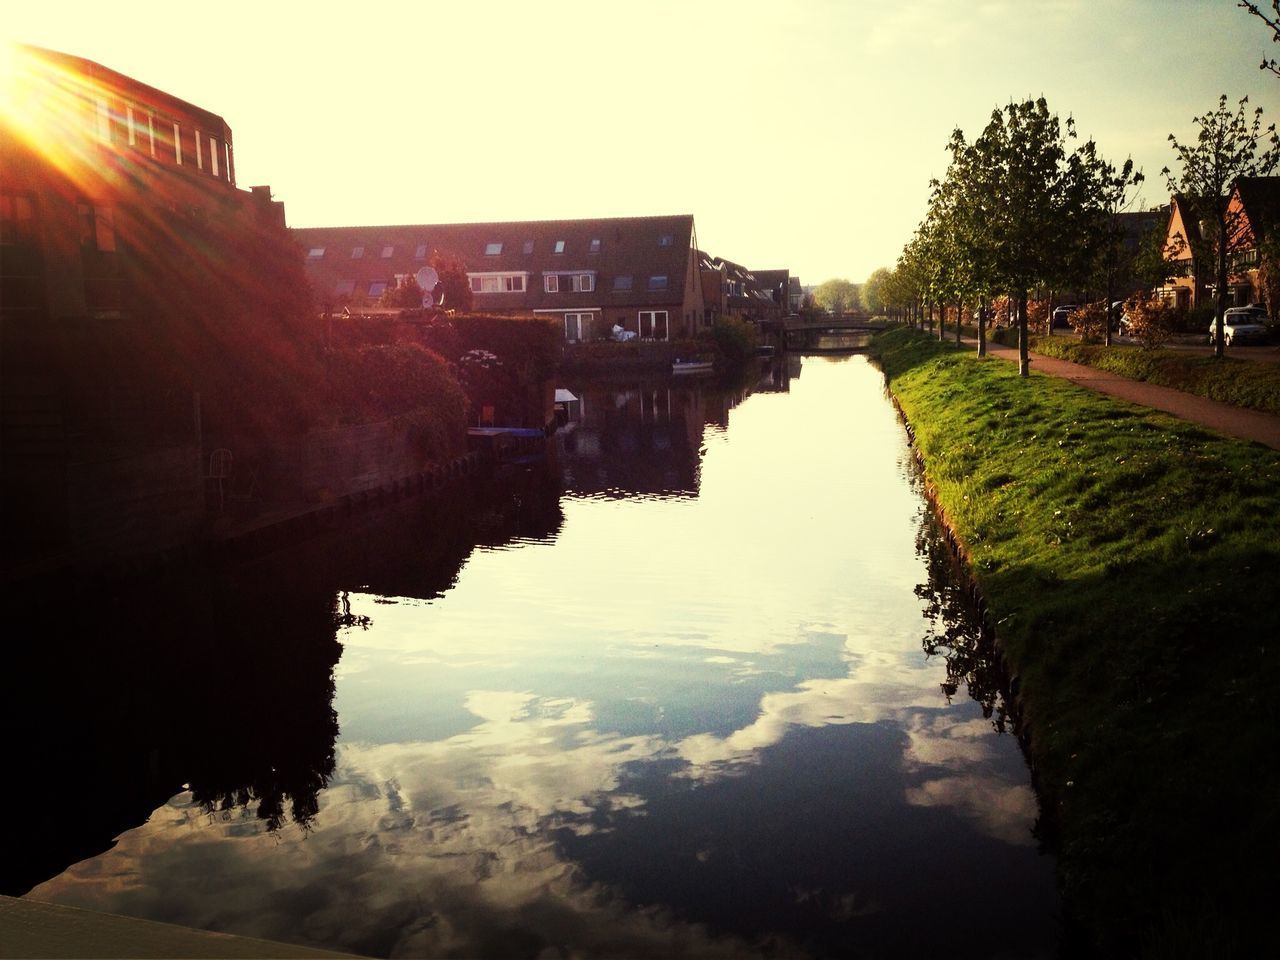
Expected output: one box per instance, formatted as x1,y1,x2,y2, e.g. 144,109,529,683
938,301,945,341
1045,290,1055,337
1017,289,1030,377
1214,215,1228,358
1104,276,1114,348
955,301,962,345
977,303,988,357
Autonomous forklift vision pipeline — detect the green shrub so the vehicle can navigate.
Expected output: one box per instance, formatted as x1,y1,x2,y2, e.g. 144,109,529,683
711,314,759,365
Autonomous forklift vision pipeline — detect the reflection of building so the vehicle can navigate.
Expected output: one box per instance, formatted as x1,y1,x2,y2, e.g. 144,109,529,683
555,380,738,497
293,215,707,342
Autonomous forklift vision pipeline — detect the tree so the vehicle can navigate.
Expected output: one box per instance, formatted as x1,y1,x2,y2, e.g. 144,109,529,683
1163,95,1279,356
862,267,892,315
1240,1,1280,77
429,252,474,312
945,98,1097,374
811,278,861,315
1074,144,1144,346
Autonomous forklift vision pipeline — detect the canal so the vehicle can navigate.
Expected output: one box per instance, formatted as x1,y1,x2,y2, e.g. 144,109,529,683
8,354,1059,958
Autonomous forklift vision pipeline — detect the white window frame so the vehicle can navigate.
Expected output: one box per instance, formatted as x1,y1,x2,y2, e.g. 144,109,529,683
173,122,183,164
209,135,219,177
564,312,592,341
545,274,559,293
308,247,326,258
380,245,394,258
468,271,529,294
126,105,136,146
638,310,669,340
147,112,156,157
195,129,203,170
484,241,503,256
553,240,565,254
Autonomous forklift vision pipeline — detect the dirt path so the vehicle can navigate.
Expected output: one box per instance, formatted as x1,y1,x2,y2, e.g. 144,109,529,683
959,336,1280,450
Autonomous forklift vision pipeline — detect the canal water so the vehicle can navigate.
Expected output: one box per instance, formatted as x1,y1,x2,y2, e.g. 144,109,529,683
10,354,1059,958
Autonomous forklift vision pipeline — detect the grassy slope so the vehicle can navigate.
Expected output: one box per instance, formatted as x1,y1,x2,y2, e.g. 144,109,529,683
871,327,1280,957
1030,336,1280,415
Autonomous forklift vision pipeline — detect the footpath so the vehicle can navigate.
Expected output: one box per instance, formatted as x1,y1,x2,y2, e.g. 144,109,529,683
959,335,1280,451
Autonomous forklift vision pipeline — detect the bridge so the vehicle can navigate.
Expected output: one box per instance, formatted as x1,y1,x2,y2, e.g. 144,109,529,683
760,315,891,351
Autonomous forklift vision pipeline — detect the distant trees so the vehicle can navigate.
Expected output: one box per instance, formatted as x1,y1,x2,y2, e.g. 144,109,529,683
812,278,862,315
862,267,892,315
1162,95,1279,356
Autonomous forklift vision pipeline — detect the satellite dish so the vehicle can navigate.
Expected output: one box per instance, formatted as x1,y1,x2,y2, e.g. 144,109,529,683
414,267,440,308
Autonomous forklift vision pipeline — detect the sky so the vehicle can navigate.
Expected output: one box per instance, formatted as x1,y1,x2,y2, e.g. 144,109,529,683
4,0,1279,285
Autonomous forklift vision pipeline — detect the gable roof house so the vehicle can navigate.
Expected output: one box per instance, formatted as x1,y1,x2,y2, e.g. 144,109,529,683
1158,195,1211,311
697,254,783,323
291,215,706,343
1226,176,1280,311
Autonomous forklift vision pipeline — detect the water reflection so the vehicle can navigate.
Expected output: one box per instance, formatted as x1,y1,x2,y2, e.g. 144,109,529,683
18,357,1057,958
914,511,1011,731
2,466,561,898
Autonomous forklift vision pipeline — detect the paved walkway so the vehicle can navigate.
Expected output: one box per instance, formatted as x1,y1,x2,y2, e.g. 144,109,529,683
957,335,1280,451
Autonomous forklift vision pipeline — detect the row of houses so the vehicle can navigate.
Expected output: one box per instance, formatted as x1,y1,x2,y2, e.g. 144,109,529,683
291,219,801,343
1158,176,1280,311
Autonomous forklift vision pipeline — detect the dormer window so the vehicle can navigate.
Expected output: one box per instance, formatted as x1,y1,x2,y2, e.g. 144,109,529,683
589,238,601,253
658,234,673,247
522,240,534,254
647,275,668,290
307,248,326,259
381,245,394,258
351,246,364,259
485,241,503,256
554,240,566,254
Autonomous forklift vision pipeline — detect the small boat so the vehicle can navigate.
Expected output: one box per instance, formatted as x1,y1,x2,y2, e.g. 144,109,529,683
672,358,715,375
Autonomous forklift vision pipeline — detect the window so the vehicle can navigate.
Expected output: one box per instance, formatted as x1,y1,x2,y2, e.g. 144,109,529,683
545,273,593,293
470,273,527,293
589,238,601,253
224,141,232,181
0,194,37,245
638,310,669,340
307,247,326,258
658,234,673,247
367,281,387,298
381,245,394,258
126,105,136,146
334,280,355,296
414,244,428,259
564,312,592,341
612,275,632,291
209,135,219,177
96,99,111,143
172,122,183,165
554,240,565,254
195,129,203,170
77,202,116,252
351,246,364,259
647,275,668,290
485,241,503,256
147,112,156,157
522,240,534,254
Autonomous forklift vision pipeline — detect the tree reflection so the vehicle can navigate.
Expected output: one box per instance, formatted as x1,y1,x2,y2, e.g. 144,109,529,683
2,460,564,894
914,509,1011,732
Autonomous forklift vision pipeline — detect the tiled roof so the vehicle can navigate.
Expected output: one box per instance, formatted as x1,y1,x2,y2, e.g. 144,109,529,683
293,214,695,308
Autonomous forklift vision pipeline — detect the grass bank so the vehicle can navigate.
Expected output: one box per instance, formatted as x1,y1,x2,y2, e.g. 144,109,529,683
1029,336,1280,415
870,326,1280,957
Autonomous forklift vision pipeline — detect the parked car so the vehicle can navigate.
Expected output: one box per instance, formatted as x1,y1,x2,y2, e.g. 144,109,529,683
1209,306,1270,345
1051,305,1079,328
